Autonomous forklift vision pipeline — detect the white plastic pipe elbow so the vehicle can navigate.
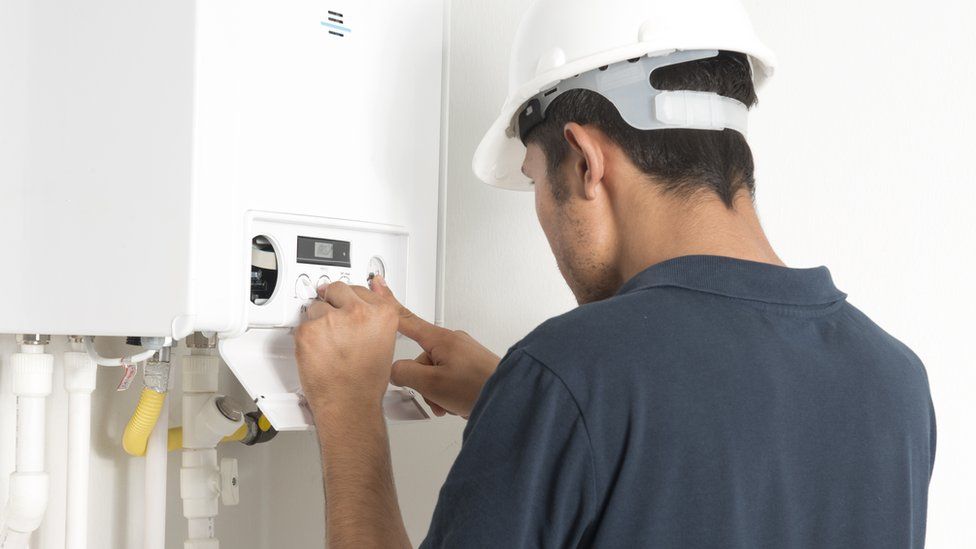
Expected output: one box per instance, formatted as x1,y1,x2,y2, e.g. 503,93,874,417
2,473,50,536
1,344,54,548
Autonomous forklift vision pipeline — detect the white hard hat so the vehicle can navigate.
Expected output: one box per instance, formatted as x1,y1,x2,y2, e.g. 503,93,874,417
472,0,777,191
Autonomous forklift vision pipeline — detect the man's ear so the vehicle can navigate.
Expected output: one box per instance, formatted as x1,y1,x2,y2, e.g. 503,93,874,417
563,123,606,201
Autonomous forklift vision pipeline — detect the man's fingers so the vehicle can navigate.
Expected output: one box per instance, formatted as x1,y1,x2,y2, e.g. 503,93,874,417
423,396,448,417
349,284,382,304
318,282,384,307
394,360,449,416
367,274,394,299
305,300,334,321
316,281,330,300
390,359,437,392
396,305,449,350
363,275,447,349
321,282,359,309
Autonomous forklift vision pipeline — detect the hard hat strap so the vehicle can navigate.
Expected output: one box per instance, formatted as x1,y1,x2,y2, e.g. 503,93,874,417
655,91,749,133
517,49,750,143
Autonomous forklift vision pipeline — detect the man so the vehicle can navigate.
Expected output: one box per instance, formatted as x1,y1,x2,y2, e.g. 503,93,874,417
294,0,936,547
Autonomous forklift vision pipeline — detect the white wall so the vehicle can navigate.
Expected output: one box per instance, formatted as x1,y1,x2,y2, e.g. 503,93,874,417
444,1,976,548
444,1,578,352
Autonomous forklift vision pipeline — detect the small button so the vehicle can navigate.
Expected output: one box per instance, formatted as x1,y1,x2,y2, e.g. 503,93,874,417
295,275,316,300
339,275,351,284
317,275,331,289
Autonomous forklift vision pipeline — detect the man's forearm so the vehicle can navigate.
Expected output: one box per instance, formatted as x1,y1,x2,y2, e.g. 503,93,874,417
317,402,411,549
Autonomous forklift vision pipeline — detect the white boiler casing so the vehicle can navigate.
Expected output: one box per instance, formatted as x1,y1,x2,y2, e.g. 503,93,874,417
0,0,445,428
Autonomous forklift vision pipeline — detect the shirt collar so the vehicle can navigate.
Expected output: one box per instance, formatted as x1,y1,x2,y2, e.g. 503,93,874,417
617,255,847,306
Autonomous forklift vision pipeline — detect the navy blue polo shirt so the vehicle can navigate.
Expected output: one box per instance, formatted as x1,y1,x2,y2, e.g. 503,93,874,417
421,255,936,549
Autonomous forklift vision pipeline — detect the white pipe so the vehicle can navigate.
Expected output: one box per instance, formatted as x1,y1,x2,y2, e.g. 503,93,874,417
186,518,213,541
144,394,169,549
0,343,53,549
181,350,242,549
65,396,90,548
183,351,221,549
0,353,12,531
434,0,452,328
64,343,97,549
14,398,45,471
82,336,156,367
0,533,28,549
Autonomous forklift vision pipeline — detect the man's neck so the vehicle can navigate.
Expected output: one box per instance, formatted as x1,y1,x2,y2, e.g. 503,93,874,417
616,190,784,284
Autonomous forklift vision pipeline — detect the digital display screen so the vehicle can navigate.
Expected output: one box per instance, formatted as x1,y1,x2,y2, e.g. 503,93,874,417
314,242,335,259
297,237,351,268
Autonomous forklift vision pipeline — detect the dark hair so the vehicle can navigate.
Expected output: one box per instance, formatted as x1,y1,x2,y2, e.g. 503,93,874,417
522,51,758,207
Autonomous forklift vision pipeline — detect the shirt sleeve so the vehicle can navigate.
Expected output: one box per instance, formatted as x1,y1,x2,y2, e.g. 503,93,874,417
420,349,597,549
929,396,937,479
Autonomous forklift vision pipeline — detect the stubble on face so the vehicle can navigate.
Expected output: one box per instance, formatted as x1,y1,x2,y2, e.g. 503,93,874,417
545,193,621,305
527,144,621,305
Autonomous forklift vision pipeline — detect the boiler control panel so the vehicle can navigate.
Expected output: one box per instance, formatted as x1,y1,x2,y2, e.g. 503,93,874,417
246,212,407,329
219,211,424,431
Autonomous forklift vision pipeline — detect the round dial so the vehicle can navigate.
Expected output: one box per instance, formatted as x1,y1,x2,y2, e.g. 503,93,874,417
317,275,332,289
368,256,386,282
295,275,317,300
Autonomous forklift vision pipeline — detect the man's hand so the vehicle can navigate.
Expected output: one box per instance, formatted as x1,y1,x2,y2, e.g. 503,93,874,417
294,276,412,549
294,276,399,416
389,304,501,419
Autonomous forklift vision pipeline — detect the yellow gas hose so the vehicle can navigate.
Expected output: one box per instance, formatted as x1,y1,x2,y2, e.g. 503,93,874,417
122,388,167,457
167,423,249,452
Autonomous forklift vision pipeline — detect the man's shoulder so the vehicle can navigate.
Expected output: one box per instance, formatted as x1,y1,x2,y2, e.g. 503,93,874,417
842,302,930,380
509,285,695,380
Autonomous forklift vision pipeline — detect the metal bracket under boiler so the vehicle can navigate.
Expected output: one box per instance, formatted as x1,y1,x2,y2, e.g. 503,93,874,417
218,328,429,431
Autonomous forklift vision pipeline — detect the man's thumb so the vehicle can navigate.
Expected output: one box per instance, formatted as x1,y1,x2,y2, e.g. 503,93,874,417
390,359,435,391
368,274,393,298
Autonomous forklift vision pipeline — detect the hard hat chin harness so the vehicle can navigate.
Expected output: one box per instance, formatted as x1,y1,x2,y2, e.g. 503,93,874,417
516,49,750,143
